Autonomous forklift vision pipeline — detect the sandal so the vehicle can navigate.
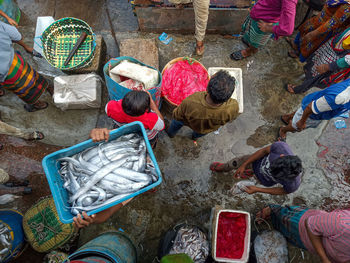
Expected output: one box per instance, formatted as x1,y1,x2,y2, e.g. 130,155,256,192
283,83,296,94
24,102,48,112
241,37,249,47
280,115,289,125
230,50,247,61
277,127,286,142
27,131,44,141
210,162,227,172
0,89,4,97
256,206,271,221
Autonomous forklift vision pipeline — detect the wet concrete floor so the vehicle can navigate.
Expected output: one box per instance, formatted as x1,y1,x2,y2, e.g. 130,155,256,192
1,1,349,262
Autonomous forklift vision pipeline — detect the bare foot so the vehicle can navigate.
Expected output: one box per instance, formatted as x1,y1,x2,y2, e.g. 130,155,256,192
196,41,205,56
278,127,287,141
256,206,271,223
285,84,296,94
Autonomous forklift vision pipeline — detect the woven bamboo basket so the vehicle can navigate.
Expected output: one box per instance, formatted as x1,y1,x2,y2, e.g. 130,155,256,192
22,196,77,253
161,57,209,110
41,17,96,70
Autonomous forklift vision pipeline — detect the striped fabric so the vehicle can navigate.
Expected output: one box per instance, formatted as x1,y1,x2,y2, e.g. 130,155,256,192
242,15,273,48
299,209,350,263
269,204,308,249
1,52,48,104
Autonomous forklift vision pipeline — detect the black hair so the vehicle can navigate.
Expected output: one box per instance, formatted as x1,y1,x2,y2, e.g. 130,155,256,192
122,90,150,117
270,155,303,182
207,70,235,104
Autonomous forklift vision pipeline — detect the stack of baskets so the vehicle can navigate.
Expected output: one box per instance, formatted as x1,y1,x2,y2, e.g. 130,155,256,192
41,17,96,70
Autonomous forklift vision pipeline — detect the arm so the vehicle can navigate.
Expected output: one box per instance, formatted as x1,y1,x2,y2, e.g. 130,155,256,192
0,10,18,27
234,146,271,178
244,185,287,195
305,219,332,263
272,0,297,39
146,91,164,121
296,102,313,131
73,198,133,228
307,5,350,41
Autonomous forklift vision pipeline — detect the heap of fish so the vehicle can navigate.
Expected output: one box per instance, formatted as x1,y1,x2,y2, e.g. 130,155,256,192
58,133,158,215
0,223,11,261
169,225,209,263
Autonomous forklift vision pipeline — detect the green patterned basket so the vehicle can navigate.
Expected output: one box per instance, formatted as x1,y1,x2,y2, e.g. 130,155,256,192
41,17,96,70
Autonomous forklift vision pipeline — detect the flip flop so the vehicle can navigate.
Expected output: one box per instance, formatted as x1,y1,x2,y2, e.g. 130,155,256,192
277,127,286,142
210,162,227,172
24,102,49,112
241,37,249,47
31,50,43,58
230,50,246,61
283,83,295,94
27,131,45,141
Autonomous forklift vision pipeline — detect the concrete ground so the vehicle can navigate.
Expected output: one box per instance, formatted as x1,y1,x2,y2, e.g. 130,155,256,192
1,0,348,262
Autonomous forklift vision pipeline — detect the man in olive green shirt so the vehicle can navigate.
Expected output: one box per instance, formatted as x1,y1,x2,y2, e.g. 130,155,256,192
167,70,239,140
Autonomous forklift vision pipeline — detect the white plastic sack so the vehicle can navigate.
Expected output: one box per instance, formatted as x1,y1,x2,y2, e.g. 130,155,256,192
109,60,159,90
53,73,102,111
254,230,288,263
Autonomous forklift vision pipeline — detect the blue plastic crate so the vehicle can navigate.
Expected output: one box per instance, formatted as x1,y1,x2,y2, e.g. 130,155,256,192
42,122,162,224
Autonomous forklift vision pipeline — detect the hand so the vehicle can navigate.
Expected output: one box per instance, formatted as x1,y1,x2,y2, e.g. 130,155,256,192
243,185,257,194
89,128,110,142
73,212,95,228
7,17,18,27
315,64,330,74
296,120,306,131
304,30,317,43
233,165,246,178
258,21,273,33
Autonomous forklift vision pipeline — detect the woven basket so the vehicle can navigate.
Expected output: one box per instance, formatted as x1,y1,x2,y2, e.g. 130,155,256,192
22,196,77,253
41,17,96,70
161,57,209,107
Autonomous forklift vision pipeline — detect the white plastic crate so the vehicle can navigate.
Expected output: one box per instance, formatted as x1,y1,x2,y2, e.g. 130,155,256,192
208,67,244,113
213,209,251,263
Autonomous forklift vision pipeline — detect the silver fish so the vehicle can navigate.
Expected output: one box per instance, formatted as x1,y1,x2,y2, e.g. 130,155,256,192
69,156,137,202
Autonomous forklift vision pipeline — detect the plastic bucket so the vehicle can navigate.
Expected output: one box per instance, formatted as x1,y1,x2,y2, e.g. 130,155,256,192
0,209,25,263
103,56,162,107
66,231,137,263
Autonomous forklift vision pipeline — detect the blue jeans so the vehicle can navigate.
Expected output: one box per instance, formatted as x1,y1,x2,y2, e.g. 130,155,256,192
167,119,206,139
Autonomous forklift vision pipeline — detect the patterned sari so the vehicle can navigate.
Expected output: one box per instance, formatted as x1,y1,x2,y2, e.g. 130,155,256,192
295,1,350,61
1,52,48,104
269,204,308,249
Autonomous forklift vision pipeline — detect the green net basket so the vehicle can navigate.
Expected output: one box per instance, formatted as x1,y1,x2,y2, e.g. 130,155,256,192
41,17,96,70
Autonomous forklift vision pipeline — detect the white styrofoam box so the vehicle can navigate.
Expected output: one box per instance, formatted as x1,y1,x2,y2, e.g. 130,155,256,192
208,67,244,113
110,60,159,90
213,209,251,263
33,16,55,55
53,73,102,110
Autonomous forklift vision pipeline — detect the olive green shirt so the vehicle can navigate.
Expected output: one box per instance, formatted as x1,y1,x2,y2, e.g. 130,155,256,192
173,91,239,134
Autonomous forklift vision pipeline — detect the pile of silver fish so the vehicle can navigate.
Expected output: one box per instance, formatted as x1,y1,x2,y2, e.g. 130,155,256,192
0,223,11,261
169,226,209,263
58,133,158,215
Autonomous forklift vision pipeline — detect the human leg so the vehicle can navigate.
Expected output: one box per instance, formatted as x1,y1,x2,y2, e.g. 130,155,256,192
268,204,308,249
0,120,32,139
2,52,49,108
166,119,184,138
193,0,210,55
